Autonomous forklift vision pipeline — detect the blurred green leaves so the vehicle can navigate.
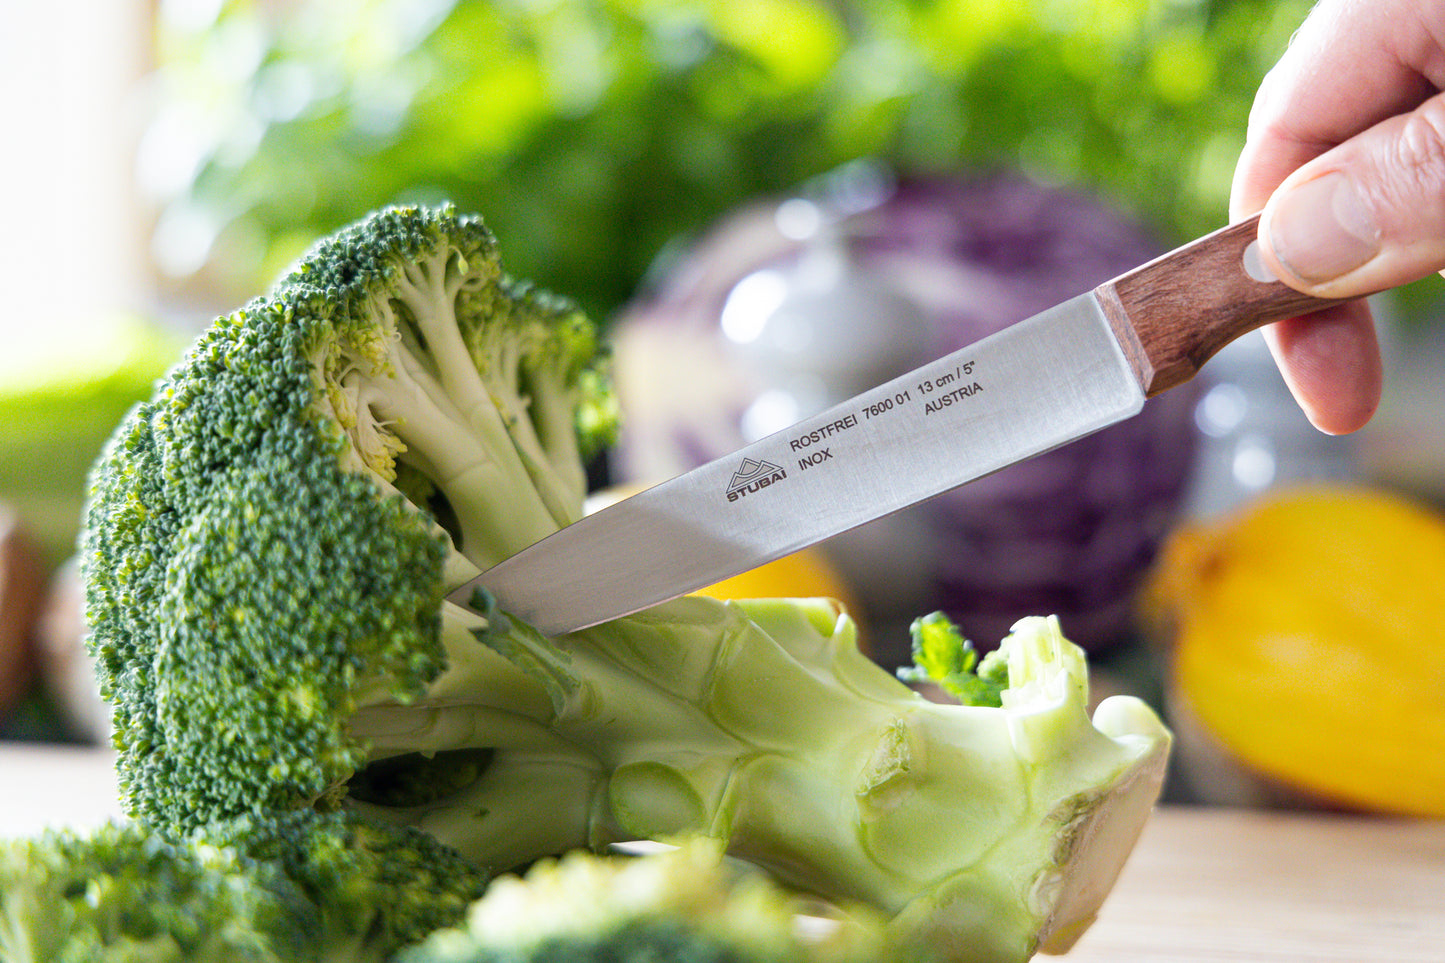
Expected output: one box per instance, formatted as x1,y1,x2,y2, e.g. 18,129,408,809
0,316,182,567
146,0,1311,322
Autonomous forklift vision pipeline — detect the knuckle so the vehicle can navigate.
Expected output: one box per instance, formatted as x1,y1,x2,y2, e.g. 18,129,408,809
1386,99,1445,199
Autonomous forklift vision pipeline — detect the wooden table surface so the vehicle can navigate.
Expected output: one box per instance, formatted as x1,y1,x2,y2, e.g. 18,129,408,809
1065,805,1445,962
4,744,1443,960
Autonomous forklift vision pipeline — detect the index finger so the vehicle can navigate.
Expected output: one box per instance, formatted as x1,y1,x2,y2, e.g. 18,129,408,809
1230,0,1444,219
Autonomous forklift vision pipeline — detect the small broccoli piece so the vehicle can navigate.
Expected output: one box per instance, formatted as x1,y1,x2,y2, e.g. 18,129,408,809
0,820,307,963
196,809,490,960
0,810,486,963
81,205,1169,963
397,840,890,963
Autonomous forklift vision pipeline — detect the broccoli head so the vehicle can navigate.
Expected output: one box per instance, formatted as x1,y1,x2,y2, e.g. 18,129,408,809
81,204,1169,963
0,810,488,963
82,204,615,831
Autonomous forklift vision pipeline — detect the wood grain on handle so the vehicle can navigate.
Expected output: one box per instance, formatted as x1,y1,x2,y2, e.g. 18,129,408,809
1095,214,1353,397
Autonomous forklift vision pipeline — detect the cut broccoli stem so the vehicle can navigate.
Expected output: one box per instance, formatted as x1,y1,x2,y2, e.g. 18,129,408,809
333,599,1167,963
350,753,606,877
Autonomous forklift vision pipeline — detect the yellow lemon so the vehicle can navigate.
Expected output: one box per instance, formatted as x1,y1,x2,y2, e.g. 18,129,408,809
1145,485,1445,816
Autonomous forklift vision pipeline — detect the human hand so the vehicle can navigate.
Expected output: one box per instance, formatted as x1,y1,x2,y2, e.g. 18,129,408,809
1231,0,1445,434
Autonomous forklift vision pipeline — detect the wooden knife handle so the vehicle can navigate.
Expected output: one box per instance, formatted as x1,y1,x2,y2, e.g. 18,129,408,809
1095,214,1358,397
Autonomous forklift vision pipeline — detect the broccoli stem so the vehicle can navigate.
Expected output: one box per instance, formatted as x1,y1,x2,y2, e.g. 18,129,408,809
379,754,606,875
521,366,587,515
346,601,1167,963
390,247,582,532
473,359,585,532
362,348,560,568
392,246,494,428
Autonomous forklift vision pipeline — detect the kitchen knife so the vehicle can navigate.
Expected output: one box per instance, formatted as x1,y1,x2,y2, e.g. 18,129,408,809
449,214,1361,635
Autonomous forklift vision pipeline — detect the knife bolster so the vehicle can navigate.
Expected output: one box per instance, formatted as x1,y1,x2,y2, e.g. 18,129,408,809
1095,215,1350,397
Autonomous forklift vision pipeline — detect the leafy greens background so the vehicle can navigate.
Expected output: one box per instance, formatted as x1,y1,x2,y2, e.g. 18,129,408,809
146,0,1312,322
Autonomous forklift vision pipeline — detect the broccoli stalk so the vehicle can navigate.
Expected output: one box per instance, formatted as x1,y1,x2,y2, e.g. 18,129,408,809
81,204,1168,963
351,604,1167,962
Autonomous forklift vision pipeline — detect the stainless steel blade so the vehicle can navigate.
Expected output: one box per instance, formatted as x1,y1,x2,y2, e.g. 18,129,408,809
449,292,1144,635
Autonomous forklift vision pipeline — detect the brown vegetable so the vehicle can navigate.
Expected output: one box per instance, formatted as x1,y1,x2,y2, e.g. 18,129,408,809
35,558,111,742
0,507,45,717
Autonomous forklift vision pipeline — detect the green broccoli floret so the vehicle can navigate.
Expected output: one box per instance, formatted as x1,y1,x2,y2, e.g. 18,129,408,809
0,819,308,963
396,840,891,963
82,204,614,832
81,204,1170,963
196,809,490,959
0,810,487,963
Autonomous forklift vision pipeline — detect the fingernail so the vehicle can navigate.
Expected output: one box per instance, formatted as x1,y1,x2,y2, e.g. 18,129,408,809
1268,173,1380,284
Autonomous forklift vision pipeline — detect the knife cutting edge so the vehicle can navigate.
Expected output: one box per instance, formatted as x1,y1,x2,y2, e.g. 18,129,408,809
448,214,1364,635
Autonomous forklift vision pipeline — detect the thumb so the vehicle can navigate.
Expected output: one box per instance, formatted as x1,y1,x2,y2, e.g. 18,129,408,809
1259,91,1445,299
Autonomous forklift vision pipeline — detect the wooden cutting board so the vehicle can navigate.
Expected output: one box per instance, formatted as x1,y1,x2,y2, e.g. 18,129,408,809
1065,805,1445,962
